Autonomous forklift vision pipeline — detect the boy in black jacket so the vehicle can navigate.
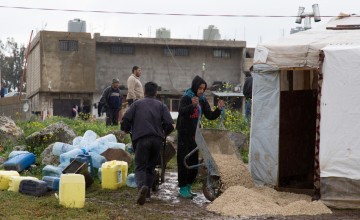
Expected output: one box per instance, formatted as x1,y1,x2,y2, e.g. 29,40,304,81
176,75,225,198
121,81,174,205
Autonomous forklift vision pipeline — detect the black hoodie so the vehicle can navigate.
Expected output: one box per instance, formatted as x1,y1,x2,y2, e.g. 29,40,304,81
176,75,221,136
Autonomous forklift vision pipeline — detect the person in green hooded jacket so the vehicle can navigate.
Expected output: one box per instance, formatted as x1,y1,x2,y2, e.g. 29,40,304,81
176,75,225,198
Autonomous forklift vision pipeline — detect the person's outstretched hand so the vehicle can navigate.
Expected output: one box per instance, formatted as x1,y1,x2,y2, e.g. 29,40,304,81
217,100,225,110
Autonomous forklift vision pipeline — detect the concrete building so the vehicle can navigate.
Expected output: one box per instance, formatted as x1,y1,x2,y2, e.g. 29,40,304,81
26,31,246,117
26,31,95,117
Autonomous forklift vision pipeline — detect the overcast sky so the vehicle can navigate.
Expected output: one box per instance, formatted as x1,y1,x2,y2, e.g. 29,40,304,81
0,0,359,47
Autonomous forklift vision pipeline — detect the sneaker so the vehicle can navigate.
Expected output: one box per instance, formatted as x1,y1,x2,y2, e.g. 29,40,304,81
187,184,197,197
179,186,193,199
137,186,149,205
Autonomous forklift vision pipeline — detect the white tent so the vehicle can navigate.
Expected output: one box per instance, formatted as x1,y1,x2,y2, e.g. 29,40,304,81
249,15,360,208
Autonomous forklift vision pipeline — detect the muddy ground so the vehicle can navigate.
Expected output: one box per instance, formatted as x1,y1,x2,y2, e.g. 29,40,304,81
101,172,360,220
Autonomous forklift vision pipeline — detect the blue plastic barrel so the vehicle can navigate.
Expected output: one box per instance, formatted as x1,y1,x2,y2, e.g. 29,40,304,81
3,153,36,172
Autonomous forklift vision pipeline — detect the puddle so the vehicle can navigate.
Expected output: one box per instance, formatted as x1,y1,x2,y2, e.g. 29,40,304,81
152,171,210,207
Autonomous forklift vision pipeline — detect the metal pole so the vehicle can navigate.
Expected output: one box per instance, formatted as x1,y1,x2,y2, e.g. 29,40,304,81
19,30,33,100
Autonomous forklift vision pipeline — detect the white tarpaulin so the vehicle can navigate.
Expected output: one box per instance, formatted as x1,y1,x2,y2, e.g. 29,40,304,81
249,64,280,186
254,15,360,69
249,15,360,208
320,44,360,180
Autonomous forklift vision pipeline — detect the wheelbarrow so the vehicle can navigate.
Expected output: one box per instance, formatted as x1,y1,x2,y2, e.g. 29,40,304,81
184,116,246,201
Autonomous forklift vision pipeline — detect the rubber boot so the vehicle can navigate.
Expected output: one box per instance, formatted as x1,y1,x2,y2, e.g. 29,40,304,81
179,186,193,199
187,184,197,197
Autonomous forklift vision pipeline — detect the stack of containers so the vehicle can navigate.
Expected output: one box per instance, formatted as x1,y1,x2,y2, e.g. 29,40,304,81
8,176,38,192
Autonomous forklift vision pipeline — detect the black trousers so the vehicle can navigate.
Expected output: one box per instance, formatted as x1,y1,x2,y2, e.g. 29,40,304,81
135,136,162,197
177,133,198,188
106,108,120,126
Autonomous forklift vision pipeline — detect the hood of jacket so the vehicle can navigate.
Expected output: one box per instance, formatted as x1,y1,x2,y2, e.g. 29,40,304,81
191,75,207,95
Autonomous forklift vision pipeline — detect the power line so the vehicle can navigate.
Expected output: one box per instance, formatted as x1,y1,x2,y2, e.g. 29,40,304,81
0,5,355,18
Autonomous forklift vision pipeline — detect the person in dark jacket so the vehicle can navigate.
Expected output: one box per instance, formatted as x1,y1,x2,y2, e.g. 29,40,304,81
176,75,225,199
121,81,174,205
99,78,123,126
243,66,253,121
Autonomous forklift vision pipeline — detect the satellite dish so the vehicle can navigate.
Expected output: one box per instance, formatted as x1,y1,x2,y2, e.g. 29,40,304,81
23,102,29,112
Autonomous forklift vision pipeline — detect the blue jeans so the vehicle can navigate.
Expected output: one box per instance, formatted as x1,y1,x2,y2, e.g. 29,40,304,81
245,99,252,121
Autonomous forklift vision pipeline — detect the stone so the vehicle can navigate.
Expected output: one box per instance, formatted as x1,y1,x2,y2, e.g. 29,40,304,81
0,156,6,165
26,121,76,146
41,143,59,165
0,116,24,145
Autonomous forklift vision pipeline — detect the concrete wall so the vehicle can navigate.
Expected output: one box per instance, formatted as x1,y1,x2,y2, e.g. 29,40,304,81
27,31,96,96
95,39,245,95
27,43,41,97
0,95,30,120
26,31,96,114
25,31,247,117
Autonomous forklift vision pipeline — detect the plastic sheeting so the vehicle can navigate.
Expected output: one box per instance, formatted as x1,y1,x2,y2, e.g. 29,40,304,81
321,177,360,209
320,44,360,180
249,64,280,186
253,16,360,69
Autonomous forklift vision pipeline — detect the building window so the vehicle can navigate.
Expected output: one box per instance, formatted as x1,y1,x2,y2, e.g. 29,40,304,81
59,40,78,51
213,49,231,58
111,45,135,54
164,47,189,56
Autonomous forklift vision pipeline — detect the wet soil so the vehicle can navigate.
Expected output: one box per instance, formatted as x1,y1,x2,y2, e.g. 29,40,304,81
136,171,360,220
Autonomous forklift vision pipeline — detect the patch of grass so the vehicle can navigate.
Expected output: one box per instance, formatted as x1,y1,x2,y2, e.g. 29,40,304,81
166,154,177,170
240,148,249,163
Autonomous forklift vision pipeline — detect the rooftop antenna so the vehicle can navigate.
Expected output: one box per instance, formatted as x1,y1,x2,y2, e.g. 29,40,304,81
295,4,321,30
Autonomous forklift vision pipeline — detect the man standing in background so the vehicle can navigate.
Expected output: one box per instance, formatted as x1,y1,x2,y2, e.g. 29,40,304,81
126,66,144,106
243,65,253,121
99,78,123,126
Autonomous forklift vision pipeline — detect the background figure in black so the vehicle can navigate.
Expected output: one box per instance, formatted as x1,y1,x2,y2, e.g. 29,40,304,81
243,65,253,121
71,105,78,118
121,81,174,205
99,78,123,126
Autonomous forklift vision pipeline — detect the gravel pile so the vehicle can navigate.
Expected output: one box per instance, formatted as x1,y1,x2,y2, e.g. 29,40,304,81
207,154,332,217
207,185,332,217
212,154,254,189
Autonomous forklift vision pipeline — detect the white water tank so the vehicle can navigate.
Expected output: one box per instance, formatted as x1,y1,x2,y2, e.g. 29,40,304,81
156,28,171,39
203,25,221,40
68,18,86,32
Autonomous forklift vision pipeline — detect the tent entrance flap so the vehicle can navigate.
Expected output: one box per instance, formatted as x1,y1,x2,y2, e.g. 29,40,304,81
279,90,316,189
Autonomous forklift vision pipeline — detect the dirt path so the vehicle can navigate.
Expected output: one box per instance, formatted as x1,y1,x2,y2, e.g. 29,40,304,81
136,172,360,220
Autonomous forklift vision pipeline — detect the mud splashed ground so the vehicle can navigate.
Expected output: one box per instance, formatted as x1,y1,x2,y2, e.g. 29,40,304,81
152,171,210,206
